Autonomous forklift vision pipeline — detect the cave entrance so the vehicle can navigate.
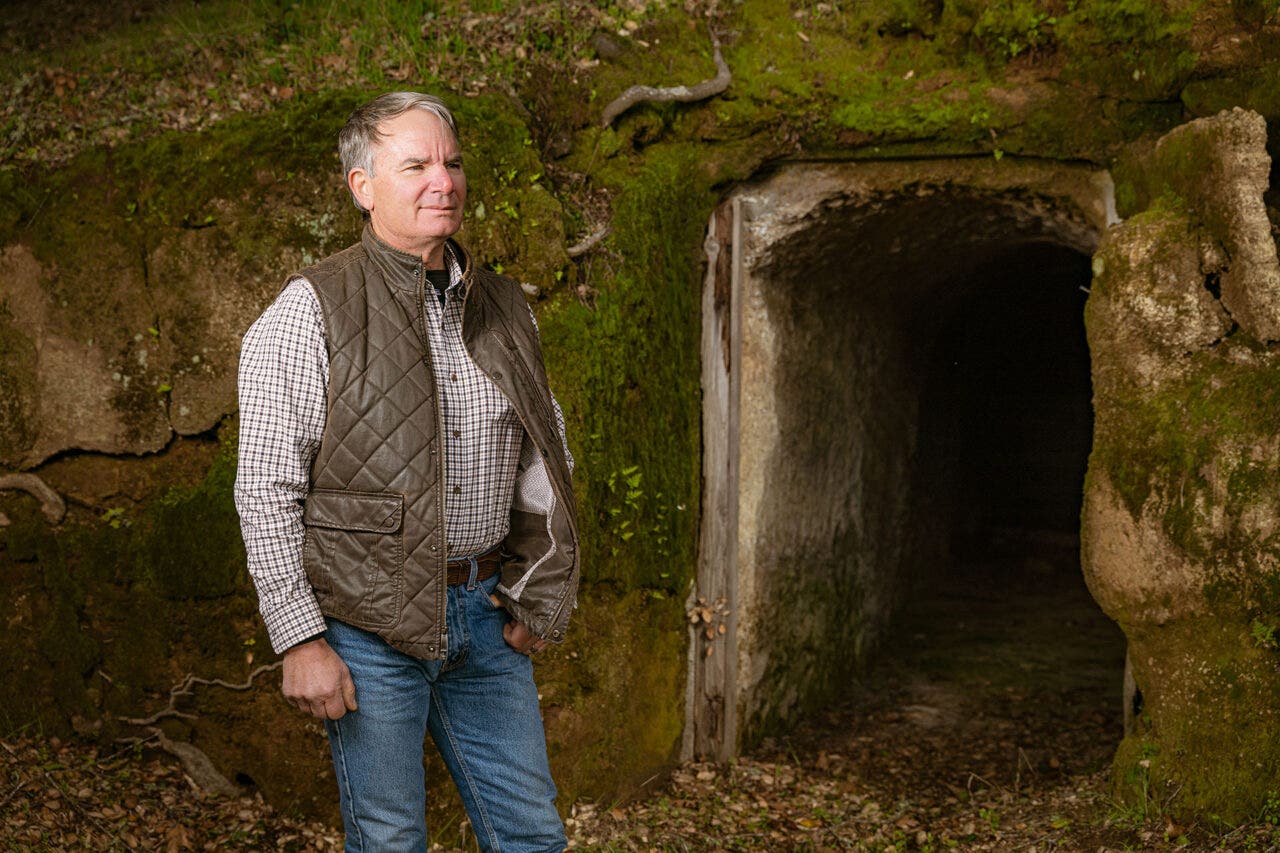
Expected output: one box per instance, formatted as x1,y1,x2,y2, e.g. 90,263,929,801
687,160,1119,759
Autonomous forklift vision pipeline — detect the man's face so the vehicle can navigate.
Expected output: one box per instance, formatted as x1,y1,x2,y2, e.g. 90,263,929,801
348,109,467,264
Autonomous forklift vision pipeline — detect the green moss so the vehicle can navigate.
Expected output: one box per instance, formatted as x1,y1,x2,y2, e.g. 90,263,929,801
546,584,687,796
1091,341,1280,577
1182,62,1280,121
1054,0,1197,100
540,144,707,594
0,502,132,728
0,90,368,280
451,95,570,283
1114,619,1280,822
139,433,247,600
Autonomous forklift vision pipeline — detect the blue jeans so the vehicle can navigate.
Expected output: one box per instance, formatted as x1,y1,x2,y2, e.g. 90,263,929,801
323,563,565,853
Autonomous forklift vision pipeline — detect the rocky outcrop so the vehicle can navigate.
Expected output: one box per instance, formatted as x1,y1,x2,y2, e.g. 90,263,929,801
1083,108,1280,821
0,226,284,468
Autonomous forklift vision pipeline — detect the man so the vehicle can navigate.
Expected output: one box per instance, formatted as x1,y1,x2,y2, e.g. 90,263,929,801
234,91,579,853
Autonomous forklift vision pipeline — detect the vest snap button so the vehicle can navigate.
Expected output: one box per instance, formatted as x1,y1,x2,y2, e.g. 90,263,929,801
493,371,503,380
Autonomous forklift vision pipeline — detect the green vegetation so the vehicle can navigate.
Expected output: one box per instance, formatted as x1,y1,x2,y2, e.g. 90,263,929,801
1110,619,1280,823
2,0,1279,829
1090,337,1280,580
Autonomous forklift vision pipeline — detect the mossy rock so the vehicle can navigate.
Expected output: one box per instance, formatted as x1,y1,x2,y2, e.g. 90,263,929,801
138,439,248,600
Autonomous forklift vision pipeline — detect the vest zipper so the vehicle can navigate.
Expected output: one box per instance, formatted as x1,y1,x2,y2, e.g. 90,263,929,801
416,261,450,659
460,267,577,638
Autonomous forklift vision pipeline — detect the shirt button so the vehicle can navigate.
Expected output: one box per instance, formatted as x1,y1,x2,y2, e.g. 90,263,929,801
450,372,458,381
452,485,462,495
452,429,461,438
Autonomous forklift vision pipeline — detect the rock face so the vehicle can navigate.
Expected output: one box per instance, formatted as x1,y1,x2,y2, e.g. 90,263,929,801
1083,108,1280,820
0,230,280,468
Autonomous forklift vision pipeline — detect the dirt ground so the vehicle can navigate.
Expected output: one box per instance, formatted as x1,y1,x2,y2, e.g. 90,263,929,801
563,534,1280,852
4,534,1280,851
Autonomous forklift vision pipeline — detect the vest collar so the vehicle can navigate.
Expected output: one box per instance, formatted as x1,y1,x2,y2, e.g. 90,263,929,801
360,225,475,296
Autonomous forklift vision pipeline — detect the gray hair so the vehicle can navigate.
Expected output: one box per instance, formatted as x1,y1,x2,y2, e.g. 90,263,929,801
338,91,461,212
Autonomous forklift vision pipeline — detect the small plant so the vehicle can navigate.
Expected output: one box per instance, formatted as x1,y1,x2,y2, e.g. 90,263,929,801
1260,791,1280,826
100,506,130,529
605,464,644,553
972,1,1058,60
1250,618,1278,650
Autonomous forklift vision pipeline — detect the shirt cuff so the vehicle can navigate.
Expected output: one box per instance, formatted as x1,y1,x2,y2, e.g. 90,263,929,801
261,591,328,655
280,631,328,654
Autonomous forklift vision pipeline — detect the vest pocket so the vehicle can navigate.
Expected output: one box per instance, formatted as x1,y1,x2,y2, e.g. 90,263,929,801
302,489,405,629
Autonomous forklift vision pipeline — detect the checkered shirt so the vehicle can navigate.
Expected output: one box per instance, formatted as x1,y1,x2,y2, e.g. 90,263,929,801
234,248,571,653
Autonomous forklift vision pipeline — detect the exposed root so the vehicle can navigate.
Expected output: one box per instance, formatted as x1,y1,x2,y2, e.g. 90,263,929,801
117,662,283,795
567,224,611,258
153,729,240,798
600,29,730,127
0,472,66,524
119,662,282,727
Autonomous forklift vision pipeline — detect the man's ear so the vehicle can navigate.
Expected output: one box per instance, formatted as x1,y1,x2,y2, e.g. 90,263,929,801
348,168,373,212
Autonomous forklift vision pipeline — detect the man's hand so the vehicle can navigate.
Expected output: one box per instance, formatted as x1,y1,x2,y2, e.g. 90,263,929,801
490,594,550,655
282,637,358,720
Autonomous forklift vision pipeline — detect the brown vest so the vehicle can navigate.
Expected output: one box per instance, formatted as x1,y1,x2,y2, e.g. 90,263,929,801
297,227,579,660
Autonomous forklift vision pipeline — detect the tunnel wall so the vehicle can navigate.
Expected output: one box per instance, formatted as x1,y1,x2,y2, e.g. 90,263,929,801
698,160,1112,747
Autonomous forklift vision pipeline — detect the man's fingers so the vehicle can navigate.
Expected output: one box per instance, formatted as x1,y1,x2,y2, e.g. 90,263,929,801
323,694,349,720
502,620,553,655
341,675,358,712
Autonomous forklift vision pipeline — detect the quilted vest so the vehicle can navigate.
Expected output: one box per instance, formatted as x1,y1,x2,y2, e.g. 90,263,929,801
297,226,579,661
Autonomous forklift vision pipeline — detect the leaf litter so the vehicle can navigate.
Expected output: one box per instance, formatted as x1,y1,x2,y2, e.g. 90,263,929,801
4,549,1280,851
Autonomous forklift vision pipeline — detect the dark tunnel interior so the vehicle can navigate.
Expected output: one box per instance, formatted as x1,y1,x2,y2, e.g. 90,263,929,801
918,241,1095,560
722,174,1127,746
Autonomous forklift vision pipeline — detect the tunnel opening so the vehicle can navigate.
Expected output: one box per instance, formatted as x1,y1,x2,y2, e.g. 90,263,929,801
872,238,1128,793
689,159,1125,760
919,241,1094,560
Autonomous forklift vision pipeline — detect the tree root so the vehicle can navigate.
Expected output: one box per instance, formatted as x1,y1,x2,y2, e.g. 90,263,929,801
118,663,282,727
567,224,611,258
154,729,241,798
117,662,282,796
600,29,730,127
0,472,66,524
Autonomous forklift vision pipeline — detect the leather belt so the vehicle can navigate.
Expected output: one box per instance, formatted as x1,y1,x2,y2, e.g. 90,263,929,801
445,546,503,586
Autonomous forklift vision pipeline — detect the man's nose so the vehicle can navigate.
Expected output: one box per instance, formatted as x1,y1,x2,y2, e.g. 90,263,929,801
428,165,454,195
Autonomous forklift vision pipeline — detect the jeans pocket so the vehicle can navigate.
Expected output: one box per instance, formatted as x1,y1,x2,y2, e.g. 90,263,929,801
477,572,511,617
